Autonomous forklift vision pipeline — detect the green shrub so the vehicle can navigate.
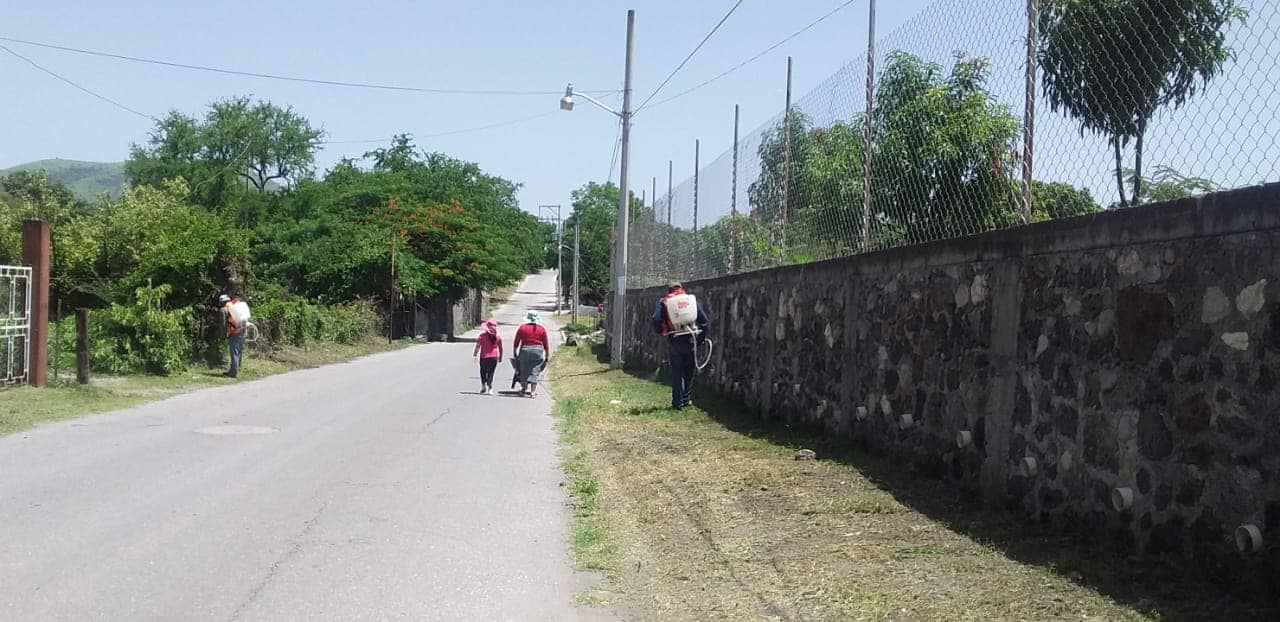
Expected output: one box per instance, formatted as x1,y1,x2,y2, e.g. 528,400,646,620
88,285,192,375
561,322,599,336
249,297,380,348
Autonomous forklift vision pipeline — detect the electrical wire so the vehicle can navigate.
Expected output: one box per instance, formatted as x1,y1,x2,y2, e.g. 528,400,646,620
325,110,561,145
641,0,859,112
0,36,620,96
0,43,155,120
2,42,561,148
606,120,623,183
635,0,744,112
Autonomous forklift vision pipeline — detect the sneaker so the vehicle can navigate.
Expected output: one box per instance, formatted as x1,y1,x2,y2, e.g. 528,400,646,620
487,388,495,395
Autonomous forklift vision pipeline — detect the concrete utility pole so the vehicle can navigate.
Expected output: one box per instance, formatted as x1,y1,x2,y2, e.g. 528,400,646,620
539,204,563,313
572,219,581,325
611,10,636,368
559,9,635,368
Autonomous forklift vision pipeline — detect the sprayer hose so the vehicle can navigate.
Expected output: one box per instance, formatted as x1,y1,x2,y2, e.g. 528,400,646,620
696,338,713,371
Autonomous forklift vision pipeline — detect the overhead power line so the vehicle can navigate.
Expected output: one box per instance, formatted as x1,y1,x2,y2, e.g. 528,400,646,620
642,0,859,111
0,43,155,120
3,41,564,149
325,110,561,145
607,120,623,183
635,0,744,112
0,36,620,96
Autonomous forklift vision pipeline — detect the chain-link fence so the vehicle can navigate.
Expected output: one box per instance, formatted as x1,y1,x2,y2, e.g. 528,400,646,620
629,0,1279,288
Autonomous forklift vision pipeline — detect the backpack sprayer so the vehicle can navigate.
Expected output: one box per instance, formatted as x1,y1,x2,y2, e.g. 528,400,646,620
665,292,713,371
227,299,260,343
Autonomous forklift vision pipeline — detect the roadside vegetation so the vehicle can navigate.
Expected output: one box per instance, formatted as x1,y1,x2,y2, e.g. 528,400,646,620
550,345,1272,621
1,96,553,430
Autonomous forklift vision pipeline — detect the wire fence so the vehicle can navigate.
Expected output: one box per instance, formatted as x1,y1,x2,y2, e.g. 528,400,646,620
628,0,1280,288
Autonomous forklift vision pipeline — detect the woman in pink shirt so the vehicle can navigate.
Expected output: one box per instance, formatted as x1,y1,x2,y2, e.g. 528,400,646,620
472,320,503,395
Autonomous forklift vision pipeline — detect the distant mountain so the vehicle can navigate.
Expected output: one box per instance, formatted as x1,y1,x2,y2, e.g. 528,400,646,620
0,159,127,201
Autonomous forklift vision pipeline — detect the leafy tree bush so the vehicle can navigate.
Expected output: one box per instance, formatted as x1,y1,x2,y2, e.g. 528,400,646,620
1038,0,1245,206
88,285,193,376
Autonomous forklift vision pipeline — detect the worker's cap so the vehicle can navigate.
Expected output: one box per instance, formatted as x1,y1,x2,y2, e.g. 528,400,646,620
666,280,683,292
217,294,231,304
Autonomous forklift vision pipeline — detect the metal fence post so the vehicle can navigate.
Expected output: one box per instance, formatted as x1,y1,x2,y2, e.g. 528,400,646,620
860,1,877,253
731,104,740,274
1022,0,1039,224
667,160,673,276
780,56,793,265
693,138,700,279
650,176,658,285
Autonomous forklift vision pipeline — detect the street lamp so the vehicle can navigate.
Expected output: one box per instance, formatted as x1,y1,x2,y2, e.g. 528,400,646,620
561,8,634,369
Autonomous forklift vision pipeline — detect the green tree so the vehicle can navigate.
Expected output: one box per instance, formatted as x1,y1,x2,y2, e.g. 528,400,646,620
796,121,865,259
745,52,1020,257
90,180,249,309
1029,181,1101,222
693,214,781,275
1128,165,1220,203
562,182,643,303
871,52,1022,245
127,97,324,207
1038,0,1245,206
748,110,813,244
251,137,544,303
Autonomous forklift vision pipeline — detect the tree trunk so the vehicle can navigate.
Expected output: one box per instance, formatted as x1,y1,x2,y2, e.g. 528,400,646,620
1113,139,1128,207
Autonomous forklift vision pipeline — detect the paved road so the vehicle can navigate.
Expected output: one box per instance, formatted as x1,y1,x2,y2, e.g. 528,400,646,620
0,272,609,621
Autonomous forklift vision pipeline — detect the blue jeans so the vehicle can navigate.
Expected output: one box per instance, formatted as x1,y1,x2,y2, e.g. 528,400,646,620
667,336,696,408
228,333,245,377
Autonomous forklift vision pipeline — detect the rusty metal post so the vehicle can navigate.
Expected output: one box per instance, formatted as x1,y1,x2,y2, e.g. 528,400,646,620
21,220,50,387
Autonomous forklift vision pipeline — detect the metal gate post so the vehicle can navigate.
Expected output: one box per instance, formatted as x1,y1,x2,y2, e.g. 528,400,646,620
22,220,51,387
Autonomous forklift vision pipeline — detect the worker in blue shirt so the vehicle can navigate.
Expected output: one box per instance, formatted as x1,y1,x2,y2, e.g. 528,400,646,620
650,281,710,410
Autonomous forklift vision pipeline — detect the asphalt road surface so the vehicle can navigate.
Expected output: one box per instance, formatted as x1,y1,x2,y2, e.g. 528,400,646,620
0,271,611,621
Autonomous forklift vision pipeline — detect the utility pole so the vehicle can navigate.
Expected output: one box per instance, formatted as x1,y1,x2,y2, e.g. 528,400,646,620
609,9,636,369
539,204,563,313
573,218,581,325
559,9,634,367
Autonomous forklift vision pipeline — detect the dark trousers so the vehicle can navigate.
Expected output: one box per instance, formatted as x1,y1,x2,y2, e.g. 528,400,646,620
228,332,245,377
667,336,696,408
479,358,498,386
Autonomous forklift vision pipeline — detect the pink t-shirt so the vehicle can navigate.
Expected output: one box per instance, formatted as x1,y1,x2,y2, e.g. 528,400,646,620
477,332,503,359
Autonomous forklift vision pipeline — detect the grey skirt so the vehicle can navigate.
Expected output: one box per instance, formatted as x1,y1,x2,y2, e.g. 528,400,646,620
516,346,546,383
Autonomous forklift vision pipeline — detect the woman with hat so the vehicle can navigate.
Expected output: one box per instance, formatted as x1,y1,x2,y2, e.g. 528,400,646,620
511,311,550,397
472,319,503,395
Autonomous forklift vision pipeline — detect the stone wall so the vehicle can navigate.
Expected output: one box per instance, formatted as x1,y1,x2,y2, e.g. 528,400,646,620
624,183,1280,589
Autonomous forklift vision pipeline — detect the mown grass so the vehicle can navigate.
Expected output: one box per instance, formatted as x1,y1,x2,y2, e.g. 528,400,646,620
548,344,1273,621
0,336,408,437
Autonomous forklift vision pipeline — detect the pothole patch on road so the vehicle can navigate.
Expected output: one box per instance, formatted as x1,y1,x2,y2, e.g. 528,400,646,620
195,425,279,436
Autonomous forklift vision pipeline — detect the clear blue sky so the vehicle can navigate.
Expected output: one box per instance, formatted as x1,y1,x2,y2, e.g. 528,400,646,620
0,0,933,213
